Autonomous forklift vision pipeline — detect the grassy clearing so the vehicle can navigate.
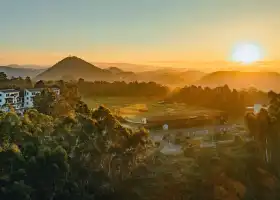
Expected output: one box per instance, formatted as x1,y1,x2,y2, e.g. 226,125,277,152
83,96,220,121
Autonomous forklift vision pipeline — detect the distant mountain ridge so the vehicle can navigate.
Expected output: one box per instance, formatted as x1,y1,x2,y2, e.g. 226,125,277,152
197,71,280,91
4,56,280,91
6,64,48,69
0,66,45,78
35,56,206,85
136,69,205,86
92,62,162,72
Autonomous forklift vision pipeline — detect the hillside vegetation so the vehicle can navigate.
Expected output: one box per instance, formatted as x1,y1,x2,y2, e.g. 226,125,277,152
1,84,280,200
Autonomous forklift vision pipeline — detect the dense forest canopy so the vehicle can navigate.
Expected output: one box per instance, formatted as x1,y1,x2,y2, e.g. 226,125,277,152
76,79,169,98
0,86,151,200
167,85,268,116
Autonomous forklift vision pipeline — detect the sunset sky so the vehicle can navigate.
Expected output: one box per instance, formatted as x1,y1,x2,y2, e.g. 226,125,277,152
1,0,280,66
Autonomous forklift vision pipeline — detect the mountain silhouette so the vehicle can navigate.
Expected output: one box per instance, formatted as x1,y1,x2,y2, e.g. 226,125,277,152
35,56,115,81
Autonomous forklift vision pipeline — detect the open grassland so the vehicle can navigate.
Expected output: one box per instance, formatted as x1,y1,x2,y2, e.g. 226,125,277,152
83,96,222,121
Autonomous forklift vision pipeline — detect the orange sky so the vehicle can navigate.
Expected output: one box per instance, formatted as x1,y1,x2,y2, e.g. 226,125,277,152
1,1,280,67
0,49,225,66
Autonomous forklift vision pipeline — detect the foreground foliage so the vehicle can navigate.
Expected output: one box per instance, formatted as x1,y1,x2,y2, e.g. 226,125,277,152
118,138,280,200
0,103,150,199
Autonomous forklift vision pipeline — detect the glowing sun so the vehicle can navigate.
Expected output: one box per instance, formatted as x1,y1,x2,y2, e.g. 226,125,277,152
231,43,263,64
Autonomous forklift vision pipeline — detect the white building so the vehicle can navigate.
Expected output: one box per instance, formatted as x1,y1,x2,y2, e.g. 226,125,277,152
163,124,169,131
24,88,60,108
0,89,22,111
0,87,60,112
246,104,268,114
141,118,147,124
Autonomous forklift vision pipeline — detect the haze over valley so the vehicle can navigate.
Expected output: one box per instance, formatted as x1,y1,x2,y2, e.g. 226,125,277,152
2,56,280,91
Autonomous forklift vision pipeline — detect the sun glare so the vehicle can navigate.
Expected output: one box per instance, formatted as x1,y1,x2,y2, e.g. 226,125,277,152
231,43,263,64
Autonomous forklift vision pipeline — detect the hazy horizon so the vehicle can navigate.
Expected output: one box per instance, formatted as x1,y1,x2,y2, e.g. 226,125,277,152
2,58,280,73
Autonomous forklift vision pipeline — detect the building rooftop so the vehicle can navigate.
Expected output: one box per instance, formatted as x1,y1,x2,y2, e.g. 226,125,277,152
0,89,19,93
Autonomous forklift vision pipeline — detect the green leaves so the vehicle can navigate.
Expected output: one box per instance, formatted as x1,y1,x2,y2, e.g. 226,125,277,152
0,72,8,81
34,88,57,116
0,86,153,200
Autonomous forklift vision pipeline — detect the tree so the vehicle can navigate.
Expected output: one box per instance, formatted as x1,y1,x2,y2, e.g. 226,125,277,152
52,98,73,117
34,80,45,88
245,112,258,138
25,76,32,88
61,83,81,107
0,72,8,81
78,78,85,84
0,108,120,200
34,88,57,115
74,100,90,115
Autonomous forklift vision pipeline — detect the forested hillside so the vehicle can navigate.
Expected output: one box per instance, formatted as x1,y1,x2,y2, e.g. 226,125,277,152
167,85,268,116
1,85,280,200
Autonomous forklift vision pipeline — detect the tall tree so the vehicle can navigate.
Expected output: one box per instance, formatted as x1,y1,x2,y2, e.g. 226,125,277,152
34,80,45,88
25,76,33,88
0,72,8,81
34,88,57,115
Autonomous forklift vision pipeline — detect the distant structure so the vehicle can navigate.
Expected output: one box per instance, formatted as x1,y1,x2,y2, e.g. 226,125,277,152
0,87,60,112
141,118,147,124
246,104,268,114
163,124,169,131
253,104,262,114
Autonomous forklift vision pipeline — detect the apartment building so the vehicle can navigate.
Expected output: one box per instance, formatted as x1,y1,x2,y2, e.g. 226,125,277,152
0,89,22,111
0,88,60,112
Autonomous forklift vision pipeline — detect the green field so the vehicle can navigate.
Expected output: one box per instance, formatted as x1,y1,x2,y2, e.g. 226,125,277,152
83,97,222,121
